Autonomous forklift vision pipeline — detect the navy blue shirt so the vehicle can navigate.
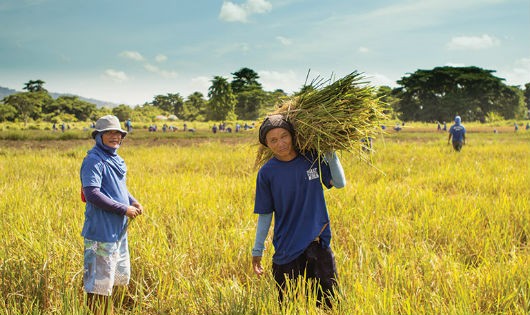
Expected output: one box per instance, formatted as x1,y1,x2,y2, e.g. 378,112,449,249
449,124,466,142
254,153,333,265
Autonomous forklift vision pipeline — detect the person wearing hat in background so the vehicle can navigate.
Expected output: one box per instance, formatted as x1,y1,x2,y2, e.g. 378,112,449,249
251,114,346,309
448,115,466,152
80,115,144,314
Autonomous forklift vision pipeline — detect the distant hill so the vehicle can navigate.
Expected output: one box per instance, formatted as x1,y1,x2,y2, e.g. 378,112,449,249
0,86,119,108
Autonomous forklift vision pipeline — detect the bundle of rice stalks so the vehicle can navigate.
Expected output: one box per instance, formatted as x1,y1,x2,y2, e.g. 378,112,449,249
255,71,388,168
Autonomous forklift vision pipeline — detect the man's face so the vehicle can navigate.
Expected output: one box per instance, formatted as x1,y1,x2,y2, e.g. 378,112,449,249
265,128,296,161
102,130,123,148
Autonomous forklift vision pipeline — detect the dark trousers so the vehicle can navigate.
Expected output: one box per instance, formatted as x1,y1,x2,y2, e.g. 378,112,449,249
452,141,463,151
272,241,338,308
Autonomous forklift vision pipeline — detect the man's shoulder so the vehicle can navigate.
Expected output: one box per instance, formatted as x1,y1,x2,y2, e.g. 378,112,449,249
82,151,107,168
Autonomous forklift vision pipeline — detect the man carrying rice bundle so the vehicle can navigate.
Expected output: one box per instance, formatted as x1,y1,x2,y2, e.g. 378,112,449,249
251,72,386,309
251,114,346,309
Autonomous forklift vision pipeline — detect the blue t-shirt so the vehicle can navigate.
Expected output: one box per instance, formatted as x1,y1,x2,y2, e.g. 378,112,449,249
80,148,129,242
449,124,466,142
254,152,333,265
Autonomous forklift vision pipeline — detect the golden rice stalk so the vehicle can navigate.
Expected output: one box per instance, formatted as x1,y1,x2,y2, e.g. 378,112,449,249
255,71,387,168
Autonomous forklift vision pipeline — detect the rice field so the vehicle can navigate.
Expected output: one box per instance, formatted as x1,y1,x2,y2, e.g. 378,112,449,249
0,125,529,314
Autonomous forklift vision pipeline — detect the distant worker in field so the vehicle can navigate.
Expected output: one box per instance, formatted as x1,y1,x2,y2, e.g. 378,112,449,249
514,122,519,132
251,114,346,309
361,136,373,152
125,118,132,132
80,115,144,314
448,115,466,152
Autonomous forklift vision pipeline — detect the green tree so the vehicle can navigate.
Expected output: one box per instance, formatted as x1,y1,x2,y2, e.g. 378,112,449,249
395,66,522,122
376,86,399,119
207,76,236,121
234,88,269,120
133,103,164,122
231,67,262,94
43,96,96,121
112,104,134,122
0,102,17,122
23,79,47,92
3,91,52,125
259,89,288,117
182,92,206,121
524,83,530,118
152,93,184,118
90,107,112,122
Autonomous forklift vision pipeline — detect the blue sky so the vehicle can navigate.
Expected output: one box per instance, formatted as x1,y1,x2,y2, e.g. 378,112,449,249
0,0,528,105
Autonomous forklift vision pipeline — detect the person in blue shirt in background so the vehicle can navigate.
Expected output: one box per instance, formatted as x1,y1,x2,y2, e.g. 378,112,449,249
448,115,466,152
251,114,346,309
80,115,144,314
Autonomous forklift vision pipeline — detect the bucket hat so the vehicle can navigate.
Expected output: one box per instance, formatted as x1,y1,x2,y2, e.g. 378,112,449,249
92,115,128,139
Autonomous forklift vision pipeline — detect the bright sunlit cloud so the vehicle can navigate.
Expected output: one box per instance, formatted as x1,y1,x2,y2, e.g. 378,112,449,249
447,34,500,50
102,69,128,82
155,54,168,63
219,0,272,23
276,36,292,46
501,57,530,86
119,51,145,61
258,70,301,93
359,46,370,53
143,64,177,79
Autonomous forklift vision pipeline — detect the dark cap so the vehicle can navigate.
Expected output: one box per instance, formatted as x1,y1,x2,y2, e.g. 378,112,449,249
259,114,295,147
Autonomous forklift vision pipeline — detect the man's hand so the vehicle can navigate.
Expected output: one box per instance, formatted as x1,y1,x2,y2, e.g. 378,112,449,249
125,206,141,218
131,201,144,215
252,256,264,277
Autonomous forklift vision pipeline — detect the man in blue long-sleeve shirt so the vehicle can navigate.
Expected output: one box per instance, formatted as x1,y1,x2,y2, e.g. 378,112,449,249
251,114,346,309
80,115,144,314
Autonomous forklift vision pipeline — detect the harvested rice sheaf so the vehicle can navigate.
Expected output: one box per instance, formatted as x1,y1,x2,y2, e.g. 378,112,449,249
255,71,388,168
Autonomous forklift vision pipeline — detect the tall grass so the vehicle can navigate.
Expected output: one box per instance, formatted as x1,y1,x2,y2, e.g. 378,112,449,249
0,129,529,314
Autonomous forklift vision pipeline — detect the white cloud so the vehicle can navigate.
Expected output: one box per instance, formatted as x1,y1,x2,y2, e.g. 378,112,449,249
103,69,128,82
276,36,292,46
214,42,251,56
143,64,177,79
358,46,370,53
219,0,272,23
189,76,211,95
447,34,500,50
120,51,145,61
445,62,466,67
155,54,168,62
219,2,248,22
258,70,301,93
245,0,272,14
501,57,530,86
365,73,396,87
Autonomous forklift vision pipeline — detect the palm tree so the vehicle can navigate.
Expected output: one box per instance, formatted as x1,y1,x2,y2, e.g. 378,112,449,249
207,76,236,121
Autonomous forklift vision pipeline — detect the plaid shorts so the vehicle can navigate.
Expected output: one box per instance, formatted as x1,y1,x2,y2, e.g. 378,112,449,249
83,236,130,296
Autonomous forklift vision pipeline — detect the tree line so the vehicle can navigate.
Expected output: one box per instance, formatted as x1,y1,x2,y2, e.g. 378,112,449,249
1,66,529,125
